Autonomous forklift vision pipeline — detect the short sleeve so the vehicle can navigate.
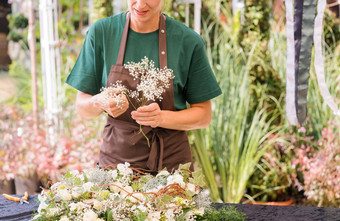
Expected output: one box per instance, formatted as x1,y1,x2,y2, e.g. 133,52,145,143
66,25,103,95
185,39,222,104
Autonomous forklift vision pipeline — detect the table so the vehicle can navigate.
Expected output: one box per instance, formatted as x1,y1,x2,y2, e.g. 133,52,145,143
0,195,339,220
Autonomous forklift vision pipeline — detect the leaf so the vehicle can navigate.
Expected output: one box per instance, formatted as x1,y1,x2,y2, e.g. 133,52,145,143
189,169,205,186
74,177,83,187
160,194,173,204
179,162,191,171
184,189,195,197
90,185,100,192
106,208,113,221
83,173,88,183
65,170,72,179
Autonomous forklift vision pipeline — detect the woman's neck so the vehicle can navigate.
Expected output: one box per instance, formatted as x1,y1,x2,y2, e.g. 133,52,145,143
129,13,161,33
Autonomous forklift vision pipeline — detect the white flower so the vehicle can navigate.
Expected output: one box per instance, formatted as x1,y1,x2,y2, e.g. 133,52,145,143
72,188,82,199
165,209,175,220
83,182,94,192
60,216,70,221
59,189,72,201
148,211,161,221
120,186,133,197
185,210,195,221
156,170,170,177
193,208,205,216
48,207,60,217
167,174,184,185
70,202,87,212
187,183,198,194
93,200,103,210
110,182,123,193
83,210,98,221
111,169,118,180
37,195,48,213
129,192,145,203
117,162,133,176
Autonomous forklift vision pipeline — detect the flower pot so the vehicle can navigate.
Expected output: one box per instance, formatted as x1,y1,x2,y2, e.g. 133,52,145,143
248,197,294,206
0,179,16,194
14,173,40,195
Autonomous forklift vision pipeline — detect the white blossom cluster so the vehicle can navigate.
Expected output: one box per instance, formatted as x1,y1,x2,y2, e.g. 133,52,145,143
123,57,175,105
32,163,210,221
100,81,128,109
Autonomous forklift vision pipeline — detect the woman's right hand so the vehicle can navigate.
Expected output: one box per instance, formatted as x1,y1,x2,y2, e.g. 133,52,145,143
90,90,129,118
76,91,129,119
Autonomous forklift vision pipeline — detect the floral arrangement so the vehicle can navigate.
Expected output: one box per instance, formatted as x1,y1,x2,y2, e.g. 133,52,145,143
101,57,174,146
32,162,213,221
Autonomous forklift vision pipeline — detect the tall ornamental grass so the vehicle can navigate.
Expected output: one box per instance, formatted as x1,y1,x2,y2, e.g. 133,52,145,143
190,17,284,203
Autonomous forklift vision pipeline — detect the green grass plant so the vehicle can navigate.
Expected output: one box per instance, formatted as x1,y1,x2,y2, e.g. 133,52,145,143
190,17,284,203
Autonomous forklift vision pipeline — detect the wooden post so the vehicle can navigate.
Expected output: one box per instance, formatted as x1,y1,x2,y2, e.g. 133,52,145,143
28,0,39,131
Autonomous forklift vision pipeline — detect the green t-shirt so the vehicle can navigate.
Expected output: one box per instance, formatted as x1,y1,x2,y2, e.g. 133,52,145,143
66,12,222,110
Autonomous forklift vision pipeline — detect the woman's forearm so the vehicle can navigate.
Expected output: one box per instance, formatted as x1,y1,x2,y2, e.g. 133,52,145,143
76,91,104,119
159,101,212,130
132,100,212,131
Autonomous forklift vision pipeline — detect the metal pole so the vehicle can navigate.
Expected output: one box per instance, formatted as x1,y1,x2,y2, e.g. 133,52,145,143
28,0,39,131
194,0,201,34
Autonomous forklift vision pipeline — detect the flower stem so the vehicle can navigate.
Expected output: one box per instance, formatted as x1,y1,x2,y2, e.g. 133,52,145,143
124,92,137,110
139,124,150,148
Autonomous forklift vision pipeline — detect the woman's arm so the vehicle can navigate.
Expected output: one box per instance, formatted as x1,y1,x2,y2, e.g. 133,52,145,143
76,91,129,119
131,101,212,130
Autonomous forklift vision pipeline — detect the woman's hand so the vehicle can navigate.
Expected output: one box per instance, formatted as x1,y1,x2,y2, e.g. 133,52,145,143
131,103,162,128
90,91,129,118
76,91,129,119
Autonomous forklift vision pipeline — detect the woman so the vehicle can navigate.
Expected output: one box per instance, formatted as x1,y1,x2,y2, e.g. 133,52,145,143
66,0,222,172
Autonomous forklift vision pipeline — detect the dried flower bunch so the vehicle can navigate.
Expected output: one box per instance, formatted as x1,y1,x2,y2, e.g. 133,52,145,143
32,162,212,221
101,57,175,110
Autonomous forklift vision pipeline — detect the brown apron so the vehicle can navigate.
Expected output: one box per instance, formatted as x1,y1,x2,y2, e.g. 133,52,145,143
99,13,193,173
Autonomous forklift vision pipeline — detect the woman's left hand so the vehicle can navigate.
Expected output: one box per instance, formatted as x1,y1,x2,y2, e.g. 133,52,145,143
131,103,162,128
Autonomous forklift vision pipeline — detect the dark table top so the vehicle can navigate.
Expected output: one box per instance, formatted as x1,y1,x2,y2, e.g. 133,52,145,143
0,195,339,221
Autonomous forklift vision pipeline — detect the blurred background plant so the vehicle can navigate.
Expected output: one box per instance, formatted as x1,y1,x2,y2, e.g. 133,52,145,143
291,120,340,208
0,104,104,193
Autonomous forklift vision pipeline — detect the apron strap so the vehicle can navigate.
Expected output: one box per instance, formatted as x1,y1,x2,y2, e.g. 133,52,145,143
116,13,131,66
159,14,167,69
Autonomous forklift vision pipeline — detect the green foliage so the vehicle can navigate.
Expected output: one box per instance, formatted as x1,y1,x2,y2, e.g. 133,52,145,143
90,0,113,23
323,9,340,48
198,205,246,221
238,1,283,113
163,0,186,24
190,16,285,203
6,13,28,45
13,13,28,29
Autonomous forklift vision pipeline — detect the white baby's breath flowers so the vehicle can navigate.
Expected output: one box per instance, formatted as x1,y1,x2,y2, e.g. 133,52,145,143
83,210,99,221
59,189,72,201
100,80,128,109
93,199,103,210
167,173,184,185
71,188,82,199
124,57,174,104
83,182,94,192
103,57,175,110
156,170,170,177
59,216,70,221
